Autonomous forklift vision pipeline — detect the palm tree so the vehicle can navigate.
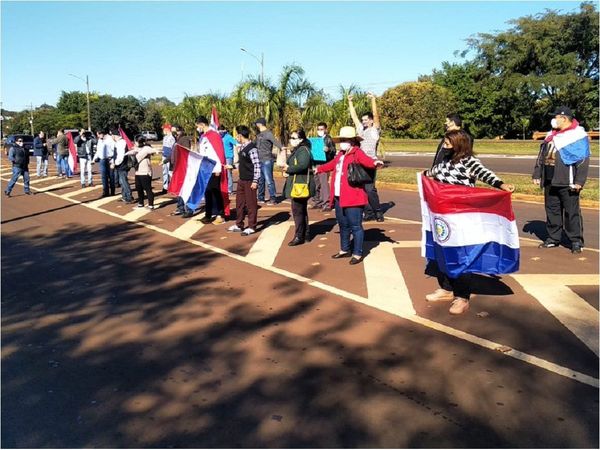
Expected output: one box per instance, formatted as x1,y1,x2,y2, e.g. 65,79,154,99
241,64,315,143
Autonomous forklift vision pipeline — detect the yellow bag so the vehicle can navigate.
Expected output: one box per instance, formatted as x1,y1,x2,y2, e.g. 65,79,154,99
291,181,309,198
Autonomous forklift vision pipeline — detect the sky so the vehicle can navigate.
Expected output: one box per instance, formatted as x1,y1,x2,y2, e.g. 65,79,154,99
0,0,586,112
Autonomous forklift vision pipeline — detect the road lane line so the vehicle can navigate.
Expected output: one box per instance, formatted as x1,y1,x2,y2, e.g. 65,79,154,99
62,185,102,199
9,183,600,388
85,195,121,208
171,218,205,240
35,179,79,192
120,197,173,221
364,241,416,315
512,274,599,356
246,221,292,266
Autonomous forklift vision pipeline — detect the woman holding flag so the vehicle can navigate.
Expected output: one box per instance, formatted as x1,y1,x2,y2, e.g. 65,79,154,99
423,129,515,315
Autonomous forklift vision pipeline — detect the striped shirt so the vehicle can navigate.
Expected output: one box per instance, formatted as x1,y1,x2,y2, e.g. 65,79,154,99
426,156,504,188
357,125,380,159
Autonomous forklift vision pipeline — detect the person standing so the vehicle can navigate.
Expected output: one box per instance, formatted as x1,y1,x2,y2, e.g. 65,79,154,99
432,113,471,167
33,131,48,177
111,129,134,203
348,93,384,221
533,106,590,254
283,129,315,246
170,125,195,217
130,136,160,209
218,125,238,195
161,123,175,194
55,130,69,178
310,122,336,211
254,117,282,205
93,130,115,198
228,125,260,236
74,129,95,187
196,116,225,224
4,137,32,196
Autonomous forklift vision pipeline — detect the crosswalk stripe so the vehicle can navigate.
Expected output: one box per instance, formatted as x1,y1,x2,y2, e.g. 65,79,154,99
246,221,292,266
120,197,173,221
363,242,416,315
512,274,599,356
35,179,79,192
171,218,205,240
86,195,120,208
62,185,102,199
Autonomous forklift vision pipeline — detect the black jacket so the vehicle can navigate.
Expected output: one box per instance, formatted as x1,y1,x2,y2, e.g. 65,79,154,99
532,141,590,188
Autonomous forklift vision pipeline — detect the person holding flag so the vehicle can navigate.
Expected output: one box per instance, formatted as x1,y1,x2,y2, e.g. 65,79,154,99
533,106,590,254
111,128,135,204
421,129,515,315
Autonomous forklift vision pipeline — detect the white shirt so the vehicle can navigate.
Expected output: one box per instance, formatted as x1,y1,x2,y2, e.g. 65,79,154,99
334,154,345,197
197,135,222,174
93,137,115,160
113,138,128,165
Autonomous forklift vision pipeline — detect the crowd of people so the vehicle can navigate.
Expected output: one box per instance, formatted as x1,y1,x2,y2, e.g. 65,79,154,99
3,98,591,315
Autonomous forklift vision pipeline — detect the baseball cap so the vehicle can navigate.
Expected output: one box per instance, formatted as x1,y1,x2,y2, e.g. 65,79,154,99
255,117,266,126
549,106,573,117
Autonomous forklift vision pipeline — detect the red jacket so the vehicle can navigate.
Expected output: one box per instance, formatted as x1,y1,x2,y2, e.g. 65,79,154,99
316,146,378,208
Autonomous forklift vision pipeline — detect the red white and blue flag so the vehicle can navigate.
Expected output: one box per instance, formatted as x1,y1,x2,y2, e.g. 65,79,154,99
65,131,79,174
418,174,520,278
119,126,134,150
209,106,220,131
168,144,216,211
550,119,590,165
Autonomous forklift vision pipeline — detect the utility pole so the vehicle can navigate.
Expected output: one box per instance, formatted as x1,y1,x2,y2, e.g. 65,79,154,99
0,101,3,141
29,103,34,135
69,73,91,130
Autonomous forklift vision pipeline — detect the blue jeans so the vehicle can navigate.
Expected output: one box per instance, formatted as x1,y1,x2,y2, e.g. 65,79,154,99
99,159,115,196
57,154,69,176
162,161,171,191
226,157,234,194
117,169,132,201
6,167,30,194
334,198,365,257
257,159,276,202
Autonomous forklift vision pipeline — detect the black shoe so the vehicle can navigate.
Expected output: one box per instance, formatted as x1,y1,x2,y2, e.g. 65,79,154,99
349,256,364,265
376,212,384,222
363,215,375,222
571,243,583,254
182,212,194,218
81,184,85,189
4,191,10,197
287,238,305,246
539,241,559,248
25,191,32,195
200,215,213,224
331,252,351,259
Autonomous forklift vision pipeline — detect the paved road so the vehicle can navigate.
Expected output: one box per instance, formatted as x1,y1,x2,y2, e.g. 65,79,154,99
386,153,600,178
1,160,598,447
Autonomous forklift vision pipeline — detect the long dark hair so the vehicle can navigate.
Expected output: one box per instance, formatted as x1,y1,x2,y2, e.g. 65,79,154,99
292,128,311,150
445,129,473,163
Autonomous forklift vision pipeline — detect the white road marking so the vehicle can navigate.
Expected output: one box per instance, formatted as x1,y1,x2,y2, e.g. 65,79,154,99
363,242,416,315
62,185,102,199
35,179,79,193
120,197,173,221
512,274,599,356
171,218,205,240
85,195,120,208
246,221,292,266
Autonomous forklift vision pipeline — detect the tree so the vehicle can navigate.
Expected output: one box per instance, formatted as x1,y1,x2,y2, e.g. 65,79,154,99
379,82,457,138
56,91,88,115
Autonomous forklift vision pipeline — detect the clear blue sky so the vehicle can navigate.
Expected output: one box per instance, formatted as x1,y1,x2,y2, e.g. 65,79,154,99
1,0,584,111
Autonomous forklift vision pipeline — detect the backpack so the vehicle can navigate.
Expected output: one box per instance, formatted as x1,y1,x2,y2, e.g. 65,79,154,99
119,154,139,171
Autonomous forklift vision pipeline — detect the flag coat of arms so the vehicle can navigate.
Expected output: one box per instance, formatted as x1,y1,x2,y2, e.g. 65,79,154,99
418,174,520,278
168,144,216,211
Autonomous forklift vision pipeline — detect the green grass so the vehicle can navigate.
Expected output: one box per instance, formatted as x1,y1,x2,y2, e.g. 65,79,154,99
376,167,600,204
379,138,600,157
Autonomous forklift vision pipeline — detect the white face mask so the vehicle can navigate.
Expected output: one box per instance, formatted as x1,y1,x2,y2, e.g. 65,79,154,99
317,130,325,137
290,138,301,147
339,142,351,151
551,118,558,129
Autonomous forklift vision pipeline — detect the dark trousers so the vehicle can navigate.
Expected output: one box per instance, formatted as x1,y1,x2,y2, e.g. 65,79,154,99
99,159,115,196
544,184,584,245
291,197,309,241
236,179,258,229
363,168,381,217
427,260,472,299
135,174,154,207
205,173,224,218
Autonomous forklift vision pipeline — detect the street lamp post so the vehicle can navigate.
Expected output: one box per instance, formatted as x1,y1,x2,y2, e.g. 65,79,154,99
69,73,91,131
240,47,264,83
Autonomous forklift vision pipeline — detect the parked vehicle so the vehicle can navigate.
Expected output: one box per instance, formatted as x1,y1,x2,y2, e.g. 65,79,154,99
4,134,34,155
140,130,158,141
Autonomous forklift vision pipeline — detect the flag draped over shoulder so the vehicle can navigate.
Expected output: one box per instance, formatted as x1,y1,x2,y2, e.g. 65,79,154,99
118,127,134,150
552,121,591,165
168,144,216,211
66,132,79,173
418,174,520,278
203,129,231,217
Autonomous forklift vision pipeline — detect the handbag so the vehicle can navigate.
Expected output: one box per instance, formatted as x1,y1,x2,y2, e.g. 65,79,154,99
347,152,371,187
290,148,311,198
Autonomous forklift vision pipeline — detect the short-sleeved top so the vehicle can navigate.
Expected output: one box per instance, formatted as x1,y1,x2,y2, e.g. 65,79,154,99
357,126,380,159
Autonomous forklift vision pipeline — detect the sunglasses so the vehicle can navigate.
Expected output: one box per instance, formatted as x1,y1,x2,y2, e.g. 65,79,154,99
16,140,23,143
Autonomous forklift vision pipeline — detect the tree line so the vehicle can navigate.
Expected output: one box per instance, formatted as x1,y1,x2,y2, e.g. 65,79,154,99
4,3,597,141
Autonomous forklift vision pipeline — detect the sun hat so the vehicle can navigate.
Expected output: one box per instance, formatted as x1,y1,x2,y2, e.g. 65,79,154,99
332,126,363,143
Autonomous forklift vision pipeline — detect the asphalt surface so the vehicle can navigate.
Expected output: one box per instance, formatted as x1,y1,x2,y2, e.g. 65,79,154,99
1,159,598,448
387,153,600,178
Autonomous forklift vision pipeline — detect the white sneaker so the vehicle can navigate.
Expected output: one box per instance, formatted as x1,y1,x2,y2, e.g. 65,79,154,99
146,205,155,210
228,224,242,232
134,204,144,209
241,228,255,236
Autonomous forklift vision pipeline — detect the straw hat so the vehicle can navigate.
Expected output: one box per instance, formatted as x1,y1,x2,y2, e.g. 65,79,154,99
332,126,363,143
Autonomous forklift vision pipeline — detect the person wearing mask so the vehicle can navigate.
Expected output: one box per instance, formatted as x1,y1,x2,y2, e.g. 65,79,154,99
93,130,115,198
424,129,514,314
254,117,282,205
74,129,96,188
55,129,69,178
315,126,384,264
111,129,134,203
161,123,175,194
228,125,260,236
310,122,336,211
348,93,384,222
33,131,48,177
431,113,472,167
170,125,195,217
5,137,32,197
532,106,590,254
283,129,315,246
218,124,238,195
129,136,161,209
